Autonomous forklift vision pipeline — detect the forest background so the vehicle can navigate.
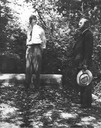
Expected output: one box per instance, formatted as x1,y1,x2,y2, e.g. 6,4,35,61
0,0,101,91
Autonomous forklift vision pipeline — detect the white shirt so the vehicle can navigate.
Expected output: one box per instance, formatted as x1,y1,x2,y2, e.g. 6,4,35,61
26,24,46,48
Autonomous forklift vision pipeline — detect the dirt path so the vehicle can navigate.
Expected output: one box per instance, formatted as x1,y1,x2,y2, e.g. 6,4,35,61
0,75,101,128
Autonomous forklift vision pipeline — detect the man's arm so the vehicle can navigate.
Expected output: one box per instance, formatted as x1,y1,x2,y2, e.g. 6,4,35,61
83,31,93,66
40,29,47,49
26,26,32,45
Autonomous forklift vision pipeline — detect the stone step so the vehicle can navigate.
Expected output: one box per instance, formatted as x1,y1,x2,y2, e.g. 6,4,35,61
0,74,62,85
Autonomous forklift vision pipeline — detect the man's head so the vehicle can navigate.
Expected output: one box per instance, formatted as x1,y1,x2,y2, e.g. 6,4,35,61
79,18,89,30
29,15,37,25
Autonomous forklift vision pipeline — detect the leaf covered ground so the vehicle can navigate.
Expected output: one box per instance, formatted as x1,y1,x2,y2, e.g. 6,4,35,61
0,76,101,128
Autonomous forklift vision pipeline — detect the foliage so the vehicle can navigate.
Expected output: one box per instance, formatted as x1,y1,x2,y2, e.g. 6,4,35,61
0,0,101,87
0,0,10,50
54,0,101,85
0,77,101,127
0,0,27,72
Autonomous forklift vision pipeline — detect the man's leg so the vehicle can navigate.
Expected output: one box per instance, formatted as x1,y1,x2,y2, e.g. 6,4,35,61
35,54,42,89
80,84,92,108
25,47,32,89
32,45,42,90
80,86,86,105
85,83,92,106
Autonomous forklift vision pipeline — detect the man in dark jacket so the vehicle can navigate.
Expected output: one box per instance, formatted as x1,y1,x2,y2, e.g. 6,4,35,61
73,18,93,108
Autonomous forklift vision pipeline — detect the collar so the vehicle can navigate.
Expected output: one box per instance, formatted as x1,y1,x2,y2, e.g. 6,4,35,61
32,24,37,28
82,28,89,34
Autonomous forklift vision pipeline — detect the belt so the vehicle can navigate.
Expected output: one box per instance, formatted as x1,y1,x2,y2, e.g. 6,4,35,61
27,44,41,46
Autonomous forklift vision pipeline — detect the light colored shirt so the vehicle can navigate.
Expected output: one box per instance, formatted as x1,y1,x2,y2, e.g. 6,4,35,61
26,24,46,49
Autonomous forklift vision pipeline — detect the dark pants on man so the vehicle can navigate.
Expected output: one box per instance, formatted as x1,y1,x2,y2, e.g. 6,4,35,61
80,83,92,107
25,44,42,89
76,66,92,108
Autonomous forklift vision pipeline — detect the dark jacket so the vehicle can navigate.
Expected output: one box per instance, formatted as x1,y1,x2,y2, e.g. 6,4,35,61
73,29,93,68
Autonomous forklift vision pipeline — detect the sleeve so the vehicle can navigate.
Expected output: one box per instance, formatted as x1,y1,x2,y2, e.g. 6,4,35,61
26,26,32,45
40,29,47,49
83,31,93,64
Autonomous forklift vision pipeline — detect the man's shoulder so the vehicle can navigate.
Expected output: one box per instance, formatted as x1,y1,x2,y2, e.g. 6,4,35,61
83,29,93,36
35,25,44,33
35,24,44,30
86,29,93,36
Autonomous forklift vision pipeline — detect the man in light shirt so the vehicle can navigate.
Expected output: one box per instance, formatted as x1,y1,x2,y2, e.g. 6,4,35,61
25,15,46,90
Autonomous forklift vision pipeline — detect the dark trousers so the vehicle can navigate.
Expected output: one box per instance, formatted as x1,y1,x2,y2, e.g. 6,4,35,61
25,44,42,89
80,83,92,106
76,66,92,107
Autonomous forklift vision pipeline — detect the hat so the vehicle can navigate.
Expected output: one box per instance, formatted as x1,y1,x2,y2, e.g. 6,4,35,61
77,69,93,86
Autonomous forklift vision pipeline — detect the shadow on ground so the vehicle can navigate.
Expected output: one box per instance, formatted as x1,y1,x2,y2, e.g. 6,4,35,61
0,74,101,128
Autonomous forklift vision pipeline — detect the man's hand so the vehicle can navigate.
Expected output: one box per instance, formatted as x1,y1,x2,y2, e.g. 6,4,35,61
82,64,87,70
82,59,87,70
41,44,46,49
75,54,81,60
